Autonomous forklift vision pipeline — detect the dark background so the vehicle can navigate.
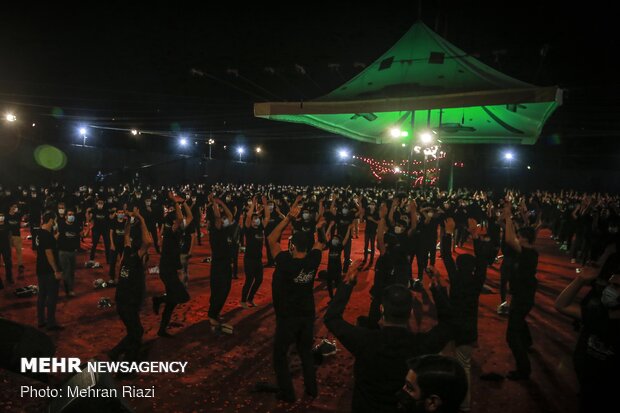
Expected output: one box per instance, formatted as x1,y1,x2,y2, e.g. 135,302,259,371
0,1,618,189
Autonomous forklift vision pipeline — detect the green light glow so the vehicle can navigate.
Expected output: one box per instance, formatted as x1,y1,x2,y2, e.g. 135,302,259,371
34,145,67,171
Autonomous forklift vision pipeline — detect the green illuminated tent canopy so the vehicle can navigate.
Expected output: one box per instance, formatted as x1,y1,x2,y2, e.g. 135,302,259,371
254,22,562,145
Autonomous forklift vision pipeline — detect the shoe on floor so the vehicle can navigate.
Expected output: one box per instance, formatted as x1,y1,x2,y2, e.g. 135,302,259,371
497,301,510,315
314,339,337,356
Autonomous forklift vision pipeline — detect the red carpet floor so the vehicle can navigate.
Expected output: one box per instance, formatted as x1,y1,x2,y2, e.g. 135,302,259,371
0,225,582,413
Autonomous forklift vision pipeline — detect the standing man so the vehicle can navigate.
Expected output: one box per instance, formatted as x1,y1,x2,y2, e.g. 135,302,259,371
362,199,380,268
267,196,324,402
503,200,539,380
87,199,111,266
152,194,192,337
7,203,24,276
0,210,13,287
241,196,269,308
109,207,152,363
57,208,82,297
207,195,236,330
35,211,63,330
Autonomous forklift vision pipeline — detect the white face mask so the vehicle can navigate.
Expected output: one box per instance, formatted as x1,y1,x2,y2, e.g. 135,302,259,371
342,209,349,215
222,218,230,227
58,209,65,215
394,226,404,235
601,285,619,308
302,213,310,220
253,218,261,226
428,212,434,218
268,205,274,212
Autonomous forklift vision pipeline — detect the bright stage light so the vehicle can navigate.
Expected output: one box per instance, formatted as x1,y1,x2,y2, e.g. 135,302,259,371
527,165,531,170
401,143,406,147
338,150,350,159
79,127,87,135
420,132,433,144
208,139,215,145
131,129,138,136
237,147,245,154
504,152,514,160
180,138,188,146
394,167,401,173
256,147,262,153
390,128,401,138
5,113,16,122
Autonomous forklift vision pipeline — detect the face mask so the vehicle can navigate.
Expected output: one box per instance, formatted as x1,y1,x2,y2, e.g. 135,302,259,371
12,208,18,213
222,218,231,228
302,213,310,220
97,204,104,209
32,194,37,198
117,213,125,220
369,205,376,211
23,192,28,196
226,197,232,202
247,200,253,206
394,226,404,235
58,209,65,215
152,196,157,201
192,198,197,202
53,223,58,232
268,205,274,212
427,212,434,218
107,198,113,203
0,216,4,223
136,195,141,199
609,227,619,234
332,239,341,247
253,218,261,226
601,286,620,308
145,200,152,206
67,215,76,223
342,209,349,215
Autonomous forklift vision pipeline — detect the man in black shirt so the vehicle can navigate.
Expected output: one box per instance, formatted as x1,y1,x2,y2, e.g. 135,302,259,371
57,208,82,296
7,203,24,275
362,200,380,267
109,208,152,363
267,196,324,402
0,211,12,287
264,200,284,267
35,211,63,330
241,197,270,308
109,208,128,284
336,203,357,273
325,260,453,413
143,195,161,254
153,194,192,337
88,199,111,265
207,195,236,330
503,200,539,380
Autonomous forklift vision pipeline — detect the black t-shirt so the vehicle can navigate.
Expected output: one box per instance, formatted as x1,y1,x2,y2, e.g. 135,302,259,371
364,210,380,234
245,225,264,260
210,225,235,262
57,220,81,252
336,211,356,236
272,249,322,318
36,229,58,274
6,212,21,236
511,246,538,303
116,246,146,305
372,252,411,298
110,220,126,245
327,242,344,271
92,207,109,229
0,220,10,246
160,226,182,271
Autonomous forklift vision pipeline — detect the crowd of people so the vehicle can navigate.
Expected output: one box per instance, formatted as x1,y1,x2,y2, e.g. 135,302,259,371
0,182,619,412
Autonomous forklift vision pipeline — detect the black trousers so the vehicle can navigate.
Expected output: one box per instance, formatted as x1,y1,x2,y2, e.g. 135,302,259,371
363,231,376,262
0,243,12,283
242,257,263,303
108,247,124,279
326,265,342,298
158,268,190,331
273,316,316,399
416,240,436,280
90,226,111,262
231,245,240,278
499,255,514,302
37,273,59,326
208,260,232,319
112,302,143,361
367,297,382,329
506,301,533,376
343,241,352,272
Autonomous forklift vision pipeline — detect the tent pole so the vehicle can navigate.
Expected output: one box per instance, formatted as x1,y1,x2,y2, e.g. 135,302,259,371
448,150,454,193
408,111,416,190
